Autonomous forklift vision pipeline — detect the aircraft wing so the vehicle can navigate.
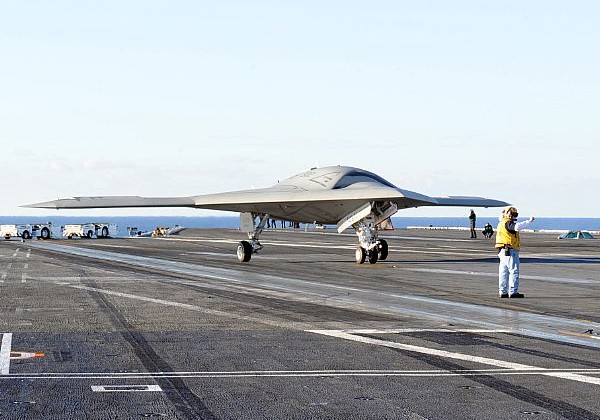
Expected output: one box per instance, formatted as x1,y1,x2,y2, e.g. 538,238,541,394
25,186,435,215
26,187,507,225
25,196,198,209
429,196,509,208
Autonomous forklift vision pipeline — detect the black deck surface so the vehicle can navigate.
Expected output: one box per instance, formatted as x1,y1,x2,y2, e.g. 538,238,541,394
1,228,599,419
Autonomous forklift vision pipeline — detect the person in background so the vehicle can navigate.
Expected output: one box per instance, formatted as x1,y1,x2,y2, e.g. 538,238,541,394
495,206,535,298
482,223,494,238
469,209,477,238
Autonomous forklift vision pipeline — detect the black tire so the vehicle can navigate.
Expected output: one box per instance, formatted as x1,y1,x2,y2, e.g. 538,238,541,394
40,227,50,240
378,239,389,261
368,250,379,264
102,226,109,237
22,231,31,240
355,246,366,264
87,230,94,239
237,240,253,262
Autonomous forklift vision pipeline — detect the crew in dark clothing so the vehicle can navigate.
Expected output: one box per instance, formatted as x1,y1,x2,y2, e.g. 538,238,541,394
482,223,494,238
469,209,477,238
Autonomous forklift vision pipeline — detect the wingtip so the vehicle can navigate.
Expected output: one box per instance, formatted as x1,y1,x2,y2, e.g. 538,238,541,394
21,201,60,209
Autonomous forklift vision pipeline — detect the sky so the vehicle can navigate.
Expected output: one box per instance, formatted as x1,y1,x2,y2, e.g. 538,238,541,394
1,1,599,218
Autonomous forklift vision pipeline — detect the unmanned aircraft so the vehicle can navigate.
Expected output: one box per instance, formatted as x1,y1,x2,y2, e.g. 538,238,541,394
27,166,509,264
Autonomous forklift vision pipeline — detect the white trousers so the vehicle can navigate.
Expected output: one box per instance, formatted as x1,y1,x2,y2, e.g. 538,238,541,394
498,248,520,294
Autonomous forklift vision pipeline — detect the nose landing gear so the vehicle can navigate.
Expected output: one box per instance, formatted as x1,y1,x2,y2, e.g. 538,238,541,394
340,201,396,264
354,223,389,264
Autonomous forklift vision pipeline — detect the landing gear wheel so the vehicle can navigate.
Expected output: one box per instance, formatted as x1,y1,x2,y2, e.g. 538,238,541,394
87,230,94,239
368,250,379,264
101,226,109,237
355,246,366,264
237,240,253,263
40,228,50,240
22,231,31,240
378,239,388,261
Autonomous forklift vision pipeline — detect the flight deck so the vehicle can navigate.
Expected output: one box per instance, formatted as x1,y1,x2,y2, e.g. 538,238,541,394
1,228,599,419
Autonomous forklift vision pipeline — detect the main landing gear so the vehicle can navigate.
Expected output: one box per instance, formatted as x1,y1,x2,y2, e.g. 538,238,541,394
237,212,269,263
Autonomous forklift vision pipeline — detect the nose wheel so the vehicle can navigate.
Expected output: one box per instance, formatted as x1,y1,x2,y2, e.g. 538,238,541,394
353,219,388,264
368,249,378,264
355,247,366,264
378,239,388,261
355,244,386,264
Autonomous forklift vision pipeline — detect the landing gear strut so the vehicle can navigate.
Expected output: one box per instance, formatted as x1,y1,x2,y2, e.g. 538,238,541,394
237,212,269,263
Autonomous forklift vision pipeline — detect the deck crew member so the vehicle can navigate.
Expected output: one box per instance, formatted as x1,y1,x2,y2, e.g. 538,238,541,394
482,223,494,238
495,206,535,298
469,209,477,238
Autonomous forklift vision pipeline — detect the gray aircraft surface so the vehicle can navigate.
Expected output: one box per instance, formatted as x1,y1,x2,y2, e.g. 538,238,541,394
26,166,509,263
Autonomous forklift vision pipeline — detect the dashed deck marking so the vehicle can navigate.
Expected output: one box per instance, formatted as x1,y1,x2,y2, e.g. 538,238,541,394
91,385,162,392
1,333,13,375
308,329,600,386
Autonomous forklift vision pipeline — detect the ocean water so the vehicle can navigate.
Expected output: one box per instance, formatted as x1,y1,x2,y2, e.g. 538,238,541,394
1,215,600,236
396,217,600,232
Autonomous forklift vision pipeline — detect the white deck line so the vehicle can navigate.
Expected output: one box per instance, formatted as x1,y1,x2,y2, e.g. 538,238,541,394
2,368,600,380
0,333,12,375
309,330,600,386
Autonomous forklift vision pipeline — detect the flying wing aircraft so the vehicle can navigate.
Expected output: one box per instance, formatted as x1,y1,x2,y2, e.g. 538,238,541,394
26,166,509,264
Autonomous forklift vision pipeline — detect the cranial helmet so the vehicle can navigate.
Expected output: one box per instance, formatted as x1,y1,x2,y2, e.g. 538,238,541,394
504,206,518,218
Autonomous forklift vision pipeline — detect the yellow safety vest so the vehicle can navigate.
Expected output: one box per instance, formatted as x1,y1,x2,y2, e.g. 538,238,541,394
495,217,521,251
